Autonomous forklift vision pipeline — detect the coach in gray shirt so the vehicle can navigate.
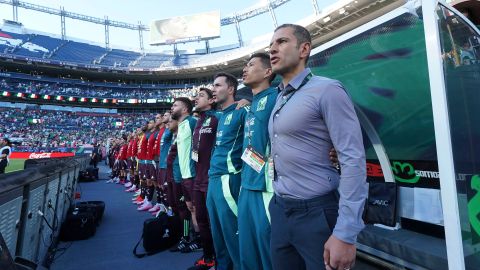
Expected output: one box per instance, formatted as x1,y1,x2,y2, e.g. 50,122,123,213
267,24,367,270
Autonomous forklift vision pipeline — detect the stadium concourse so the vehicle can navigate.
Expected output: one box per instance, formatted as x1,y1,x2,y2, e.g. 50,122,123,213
48,164,382,270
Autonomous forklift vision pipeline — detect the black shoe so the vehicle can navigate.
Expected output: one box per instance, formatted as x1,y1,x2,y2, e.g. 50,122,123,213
180,238,202,253
169,237,189,252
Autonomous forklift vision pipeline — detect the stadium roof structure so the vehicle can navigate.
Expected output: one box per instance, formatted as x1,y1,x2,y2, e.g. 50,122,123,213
0,0,405,80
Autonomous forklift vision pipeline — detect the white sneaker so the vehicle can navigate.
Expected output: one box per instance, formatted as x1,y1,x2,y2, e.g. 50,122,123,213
137,201,153,211
136,198,147,205
106,179,114,183
134,190,141,196
125,185,136,192
148,203,161,212
124,182,132,188
114,178,120,184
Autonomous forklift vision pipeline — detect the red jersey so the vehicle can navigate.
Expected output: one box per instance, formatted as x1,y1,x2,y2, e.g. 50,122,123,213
131,138,138,158
137,134,148,160
153,127,166,158
145,131,157,161
118,144,128,160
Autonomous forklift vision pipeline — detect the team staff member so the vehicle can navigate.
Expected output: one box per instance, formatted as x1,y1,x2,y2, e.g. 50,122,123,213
268,24,367,270
238,52,277,270
189,87,218,269
0,138,12,174
207,72,248,270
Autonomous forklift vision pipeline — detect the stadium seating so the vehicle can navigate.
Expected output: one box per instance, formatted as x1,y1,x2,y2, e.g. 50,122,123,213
0,75,204,99
1,29,243,69
0,107,154,151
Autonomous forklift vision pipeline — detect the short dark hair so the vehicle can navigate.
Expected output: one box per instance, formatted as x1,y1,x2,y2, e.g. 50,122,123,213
2,137,11,146
249,52,276,83
275,24,311,64
198,87,213,99
174,97,193,114
214,72,239,94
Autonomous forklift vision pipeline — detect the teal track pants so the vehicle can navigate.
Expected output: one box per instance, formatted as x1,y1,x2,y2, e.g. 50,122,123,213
207,173,241,270
238,188,274,270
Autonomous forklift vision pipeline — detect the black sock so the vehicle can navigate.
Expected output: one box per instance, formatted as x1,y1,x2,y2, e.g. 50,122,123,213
155,187,164,204
147,186,155,201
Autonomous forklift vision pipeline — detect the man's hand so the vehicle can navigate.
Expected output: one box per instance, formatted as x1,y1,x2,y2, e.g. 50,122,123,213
329,148,339,169
235,99,251,109
324,235,356,270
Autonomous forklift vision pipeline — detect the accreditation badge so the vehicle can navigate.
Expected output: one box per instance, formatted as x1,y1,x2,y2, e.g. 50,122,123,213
191,150,199,162
241,145,266,173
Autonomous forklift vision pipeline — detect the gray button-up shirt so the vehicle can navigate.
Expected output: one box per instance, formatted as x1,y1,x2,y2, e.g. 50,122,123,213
268,68,368,244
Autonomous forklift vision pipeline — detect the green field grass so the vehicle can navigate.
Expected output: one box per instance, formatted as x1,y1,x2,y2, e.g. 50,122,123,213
5,159,26,173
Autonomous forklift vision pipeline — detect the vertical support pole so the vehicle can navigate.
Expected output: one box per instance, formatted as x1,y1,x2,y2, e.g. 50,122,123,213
268,0,278,28
60,6,66,40
138,21,144,53
234,15,243,47
422,0,465,269
104,16,110,50
312,0,320,15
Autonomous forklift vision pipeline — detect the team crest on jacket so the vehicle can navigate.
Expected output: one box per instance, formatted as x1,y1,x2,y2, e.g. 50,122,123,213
224,113,233,125
257,96,268,111
203,117,211,127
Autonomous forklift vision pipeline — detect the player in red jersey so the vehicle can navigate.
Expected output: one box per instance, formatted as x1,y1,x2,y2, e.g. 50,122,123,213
148,113,167,215
132,124,149,205
117,135,129,185
137,120,157,211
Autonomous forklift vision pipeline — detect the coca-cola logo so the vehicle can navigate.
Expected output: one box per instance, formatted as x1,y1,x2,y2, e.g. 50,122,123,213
29,153,52,159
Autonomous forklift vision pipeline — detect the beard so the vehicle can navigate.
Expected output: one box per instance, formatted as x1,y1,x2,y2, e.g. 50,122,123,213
171,110,182,121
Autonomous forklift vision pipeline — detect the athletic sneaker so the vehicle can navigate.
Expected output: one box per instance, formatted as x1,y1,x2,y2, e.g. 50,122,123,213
181,238,202,253
136,198,147,205
148,203,161,213
106,179,115,183
124,182,133,188
125,185,136,192
169,237,189,252
187,256,215,270
137,201,153,211
132,196,144,204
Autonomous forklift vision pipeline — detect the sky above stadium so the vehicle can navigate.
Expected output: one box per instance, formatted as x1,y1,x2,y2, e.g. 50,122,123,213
0,0,338,52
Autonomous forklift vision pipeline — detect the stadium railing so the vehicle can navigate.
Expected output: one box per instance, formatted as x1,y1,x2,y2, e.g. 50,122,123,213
0,155,89,268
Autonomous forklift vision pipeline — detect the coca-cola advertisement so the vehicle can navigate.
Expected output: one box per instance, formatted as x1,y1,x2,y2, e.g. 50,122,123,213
10,152,75,159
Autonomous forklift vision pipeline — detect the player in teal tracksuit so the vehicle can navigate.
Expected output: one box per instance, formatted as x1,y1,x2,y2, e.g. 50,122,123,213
238,53,278,270
208,72,248,270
